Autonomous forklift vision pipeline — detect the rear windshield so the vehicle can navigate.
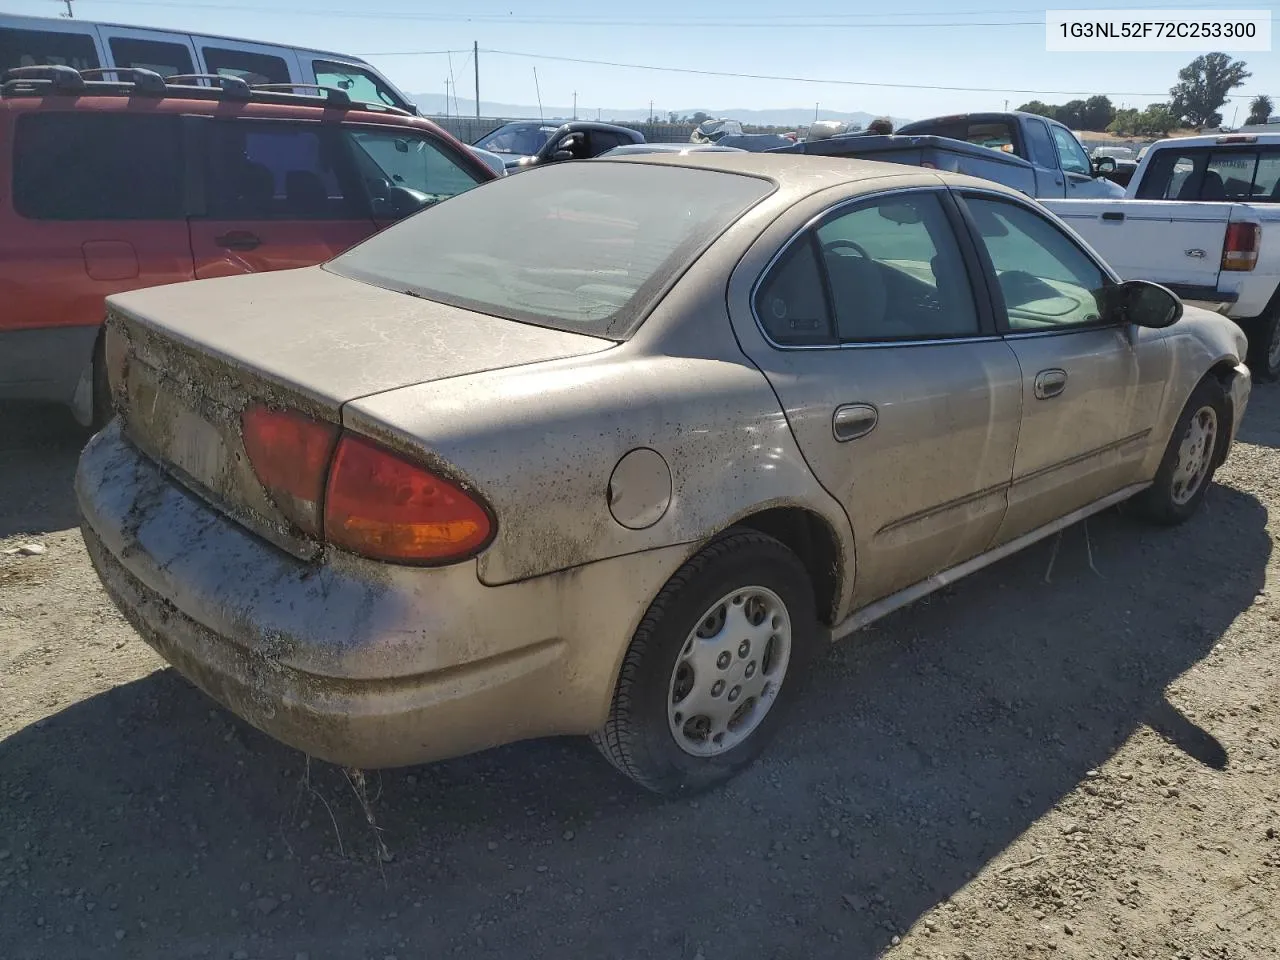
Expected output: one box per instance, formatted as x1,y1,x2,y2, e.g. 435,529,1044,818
901,119,1017,153
1136,146,1280,201
326,161,774,338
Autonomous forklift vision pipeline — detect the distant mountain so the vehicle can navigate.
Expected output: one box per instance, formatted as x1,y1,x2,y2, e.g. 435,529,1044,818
411,93,908,128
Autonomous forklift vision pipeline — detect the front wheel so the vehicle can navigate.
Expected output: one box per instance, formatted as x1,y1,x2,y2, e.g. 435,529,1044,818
1136,378,1229,525
591,529,821,796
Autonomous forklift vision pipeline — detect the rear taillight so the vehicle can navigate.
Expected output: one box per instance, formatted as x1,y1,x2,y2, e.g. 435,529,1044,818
241,406,339,536
324,434,493,564
1222,222,1261,272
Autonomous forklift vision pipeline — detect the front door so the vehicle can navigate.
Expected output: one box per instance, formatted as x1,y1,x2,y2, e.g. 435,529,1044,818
1022,117,1067,197
956,192,1170,544
186,117,376,279
736,189,1023,607
1050,122,1104,198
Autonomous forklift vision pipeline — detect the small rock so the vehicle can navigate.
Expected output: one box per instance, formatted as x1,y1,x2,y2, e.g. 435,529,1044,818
842,894,866,911
829,828,841,839
232,951,249,960
253,897,279,916
535,865,548,873
114,929,125,941
2,543,46,556
487,841,498,851
1165,787,1180,798
562,830,574,841
1062,822,1082,836
890,935,901,946
1064,923,1074,935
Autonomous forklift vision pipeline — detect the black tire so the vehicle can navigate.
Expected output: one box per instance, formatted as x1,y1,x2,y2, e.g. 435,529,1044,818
89,335,113,432
591,528,821,796
1136,378,1230,525
1244,311,1280,382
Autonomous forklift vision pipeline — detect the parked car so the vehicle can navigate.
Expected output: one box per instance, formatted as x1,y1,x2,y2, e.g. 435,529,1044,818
0,12,418,112
78,153,1251,796
896,112,1125,198
0,65,493,426
1041,132,1280,378
771,133,1047,197
598,143,745,157
473,119,644,172
690,117,743,143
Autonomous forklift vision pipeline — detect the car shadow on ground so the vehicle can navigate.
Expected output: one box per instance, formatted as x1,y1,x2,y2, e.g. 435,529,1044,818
2,481,1269,960
1237,381,1278,449
0,402,84,539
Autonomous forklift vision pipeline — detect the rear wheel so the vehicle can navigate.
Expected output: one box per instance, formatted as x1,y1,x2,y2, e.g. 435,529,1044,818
1245,311,1280,382
1136,378,1229,525
592,529,821,796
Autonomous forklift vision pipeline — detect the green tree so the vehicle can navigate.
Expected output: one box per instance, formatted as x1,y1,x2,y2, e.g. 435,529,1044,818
1136,103,1177,136
1247,94,1274,125
1081,95,1115,131
1107,107,1140,135
1170,53,1250,128
1017,100,1057,120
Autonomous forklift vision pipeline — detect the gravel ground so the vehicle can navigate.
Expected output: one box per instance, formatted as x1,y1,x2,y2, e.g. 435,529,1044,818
1,388,1277,960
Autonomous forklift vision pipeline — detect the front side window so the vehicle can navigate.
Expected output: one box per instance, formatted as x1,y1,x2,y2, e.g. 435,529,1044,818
202,47,290,85
345,128,483,219
202,121,361,220
327,162,773,337
0,27,99,74
964,196,1108,331
313,60,402,108
754,192,979,345
1050,125,1092,176
13,113,183,220
108,37,193,77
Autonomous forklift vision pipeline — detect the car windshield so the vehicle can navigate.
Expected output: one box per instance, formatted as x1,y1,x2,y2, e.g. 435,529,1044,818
473,122,560,156
326,162,774,338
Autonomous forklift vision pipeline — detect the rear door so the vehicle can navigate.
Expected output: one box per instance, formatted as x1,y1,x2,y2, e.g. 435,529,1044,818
0,109,193,398
97,26,196,78
1022,117,1067,197
735,187,1023,607
186,117,375,278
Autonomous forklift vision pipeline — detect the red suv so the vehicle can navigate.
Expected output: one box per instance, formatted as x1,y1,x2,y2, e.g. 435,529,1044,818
0,65,494,425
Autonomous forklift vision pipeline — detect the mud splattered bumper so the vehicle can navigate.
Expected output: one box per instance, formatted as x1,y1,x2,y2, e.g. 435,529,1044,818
76,422,688,769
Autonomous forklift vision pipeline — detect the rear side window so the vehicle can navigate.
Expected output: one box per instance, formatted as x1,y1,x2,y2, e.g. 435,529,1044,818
13,113,183,220
0,27,99,74
107,37,193,77
327,162,773,338
202,47,290,84
202,121,362,220
1023,119,1058,169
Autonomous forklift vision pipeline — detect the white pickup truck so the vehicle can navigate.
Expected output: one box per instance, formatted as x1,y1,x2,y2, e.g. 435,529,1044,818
1042,133,1280,379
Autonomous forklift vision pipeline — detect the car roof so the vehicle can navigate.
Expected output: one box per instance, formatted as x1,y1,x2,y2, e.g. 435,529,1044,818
599,150,1023,199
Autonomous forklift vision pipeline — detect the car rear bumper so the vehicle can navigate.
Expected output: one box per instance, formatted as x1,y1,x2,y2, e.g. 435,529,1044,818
76,422,689,769
0,325,99,404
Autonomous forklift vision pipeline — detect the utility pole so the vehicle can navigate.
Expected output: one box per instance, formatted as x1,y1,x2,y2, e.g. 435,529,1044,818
573,91,577,120
61,0,74,16
1004,99,1009,111
444,79,451,119
814,102,819,122
649,99,654,122
473,41,480,119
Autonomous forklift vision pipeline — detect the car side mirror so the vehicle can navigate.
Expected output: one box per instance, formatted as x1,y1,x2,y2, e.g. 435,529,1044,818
552,149,575,161
1094,156,1116,174
1114,279,1182,328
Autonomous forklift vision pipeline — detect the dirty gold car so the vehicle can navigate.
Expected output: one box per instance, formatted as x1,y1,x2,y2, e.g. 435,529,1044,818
78,155,1252,795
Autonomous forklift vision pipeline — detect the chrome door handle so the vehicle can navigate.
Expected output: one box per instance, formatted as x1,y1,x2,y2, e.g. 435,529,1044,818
832,403,878,442
1034,368,1068,400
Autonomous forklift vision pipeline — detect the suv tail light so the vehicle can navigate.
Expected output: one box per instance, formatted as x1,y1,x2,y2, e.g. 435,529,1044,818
1222,222,1261,272
241,406,339,536
324,434,494,564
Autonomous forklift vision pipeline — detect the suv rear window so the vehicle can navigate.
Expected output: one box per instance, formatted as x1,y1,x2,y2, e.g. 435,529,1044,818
0,27,99,74
327,161,773,338
13,113,184,220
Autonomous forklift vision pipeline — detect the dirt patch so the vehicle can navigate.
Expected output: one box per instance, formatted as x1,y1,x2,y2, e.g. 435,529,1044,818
1,390,1277,960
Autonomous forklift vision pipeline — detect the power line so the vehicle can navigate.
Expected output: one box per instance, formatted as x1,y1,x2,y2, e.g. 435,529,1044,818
75,0,1271,28
381,47,1175,98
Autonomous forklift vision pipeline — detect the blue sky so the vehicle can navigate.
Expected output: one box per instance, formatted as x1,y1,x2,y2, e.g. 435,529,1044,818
8,0,1277,120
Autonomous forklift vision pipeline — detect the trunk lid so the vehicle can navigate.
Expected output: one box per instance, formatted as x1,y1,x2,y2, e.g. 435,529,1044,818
108,266,611,560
